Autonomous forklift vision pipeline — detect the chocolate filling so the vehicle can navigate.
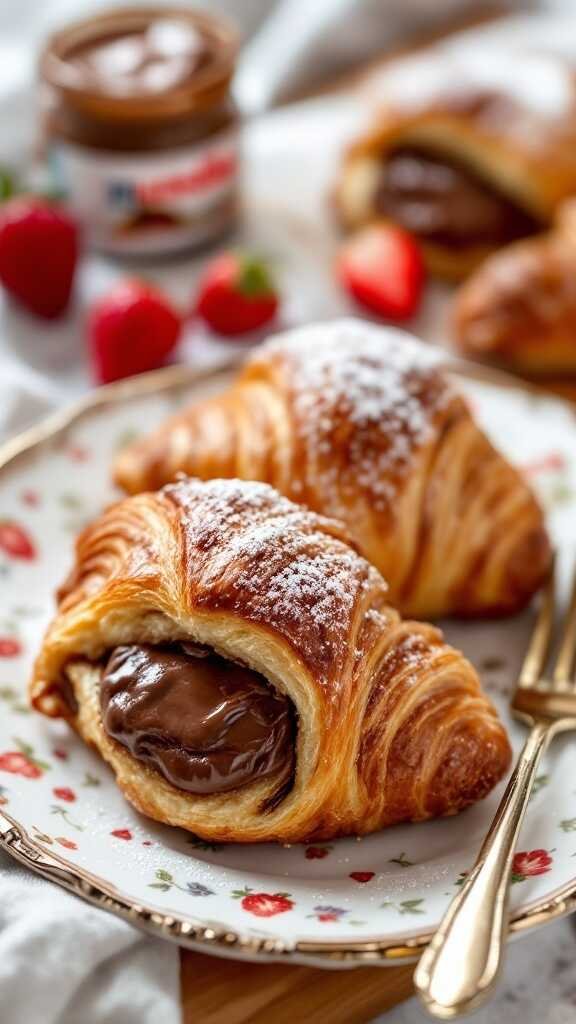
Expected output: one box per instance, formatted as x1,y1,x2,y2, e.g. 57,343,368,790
100,644,295,796
374,146,540,248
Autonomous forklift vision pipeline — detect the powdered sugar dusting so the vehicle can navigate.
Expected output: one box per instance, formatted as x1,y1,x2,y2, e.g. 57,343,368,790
165,477,386,689
258,320,451,509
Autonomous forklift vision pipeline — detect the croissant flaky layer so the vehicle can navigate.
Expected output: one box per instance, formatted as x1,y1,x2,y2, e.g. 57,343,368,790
334,50,576,278
114,319,551,620
30,478,511,843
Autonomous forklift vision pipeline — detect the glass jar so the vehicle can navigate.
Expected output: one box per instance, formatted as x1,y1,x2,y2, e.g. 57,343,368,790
40,6,240,257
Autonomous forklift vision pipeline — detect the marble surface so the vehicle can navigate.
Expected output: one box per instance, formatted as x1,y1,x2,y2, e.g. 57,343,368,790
378,916,576,1023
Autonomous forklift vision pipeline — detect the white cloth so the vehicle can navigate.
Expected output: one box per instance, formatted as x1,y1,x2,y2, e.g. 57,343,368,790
0,850,181,1024
377,916,576,1024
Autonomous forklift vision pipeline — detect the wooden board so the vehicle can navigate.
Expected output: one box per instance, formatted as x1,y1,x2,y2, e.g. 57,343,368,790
180,950,414,1024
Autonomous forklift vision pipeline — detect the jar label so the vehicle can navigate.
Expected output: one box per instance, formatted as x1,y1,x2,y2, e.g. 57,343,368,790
49,130,239,256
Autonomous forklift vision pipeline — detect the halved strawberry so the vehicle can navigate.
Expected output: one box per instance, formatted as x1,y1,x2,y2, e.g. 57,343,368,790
337,223,424,321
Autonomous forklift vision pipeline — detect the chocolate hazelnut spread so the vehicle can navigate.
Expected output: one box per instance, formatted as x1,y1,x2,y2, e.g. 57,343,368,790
65,20,212,98
375,146,540,248
40,7,240,256
100,644,295,795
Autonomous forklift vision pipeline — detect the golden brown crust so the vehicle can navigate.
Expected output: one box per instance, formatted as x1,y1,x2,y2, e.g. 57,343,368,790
114,320,551,619
334,50,576,278
454,203,576,374
30,477,510,842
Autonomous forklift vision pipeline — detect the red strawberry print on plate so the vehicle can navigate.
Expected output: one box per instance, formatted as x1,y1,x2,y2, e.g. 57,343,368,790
305,845,332,860
522,452,566,478
337,223,424,322
349,871,374,884
20,489,40,507
232,888,294,917
55,837,77,850
111,829,133,841
0,752,42,778
308,905,348,923
0,637,22,658
53,787,76,803
512,849,553,882
68,445,90,462
0,521,36,559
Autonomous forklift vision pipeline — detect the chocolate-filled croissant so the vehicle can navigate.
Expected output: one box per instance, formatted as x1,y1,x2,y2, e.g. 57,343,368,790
454,201,576,375
30,478,511,843
334,49,576,279
114,320,550,620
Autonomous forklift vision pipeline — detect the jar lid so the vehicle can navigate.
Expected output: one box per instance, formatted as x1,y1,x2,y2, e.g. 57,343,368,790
40,6,239,121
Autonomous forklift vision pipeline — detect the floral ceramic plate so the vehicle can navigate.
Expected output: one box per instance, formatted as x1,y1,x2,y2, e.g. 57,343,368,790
1,364,576,968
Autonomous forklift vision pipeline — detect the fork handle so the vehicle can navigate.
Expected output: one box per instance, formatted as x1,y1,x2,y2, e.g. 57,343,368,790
414,719,551,1019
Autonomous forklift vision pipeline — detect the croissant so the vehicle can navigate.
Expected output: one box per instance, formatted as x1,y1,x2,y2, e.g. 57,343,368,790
114,319,550,620
334,48,576,279
30,478,511,843
454,200,576,375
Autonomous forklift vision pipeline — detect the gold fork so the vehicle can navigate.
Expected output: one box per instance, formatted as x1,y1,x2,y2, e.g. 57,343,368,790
414,554,576,1019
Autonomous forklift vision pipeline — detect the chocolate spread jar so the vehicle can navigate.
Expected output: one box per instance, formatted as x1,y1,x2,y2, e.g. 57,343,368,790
40,6,240,257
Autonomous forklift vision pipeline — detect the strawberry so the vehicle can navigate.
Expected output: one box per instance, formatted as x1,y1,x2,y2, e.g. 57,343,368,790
111,828,133,841
0,638,21,658
349,871,375,884
0,521,36,559
240,892,294,917
0,752,42,779
53,786,76,803
89,280,181,384
196,251,279,336
337,223,424,321
0,197,78,318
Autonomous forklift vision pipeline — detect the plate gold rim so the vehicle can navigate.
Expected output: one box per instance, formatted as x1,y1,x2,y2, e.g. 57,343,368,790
1,356,575,967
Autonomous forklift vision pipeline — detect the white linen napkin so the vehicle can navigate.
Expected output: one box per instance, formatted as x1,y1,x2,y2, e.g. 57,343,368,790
0,851,180,1024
